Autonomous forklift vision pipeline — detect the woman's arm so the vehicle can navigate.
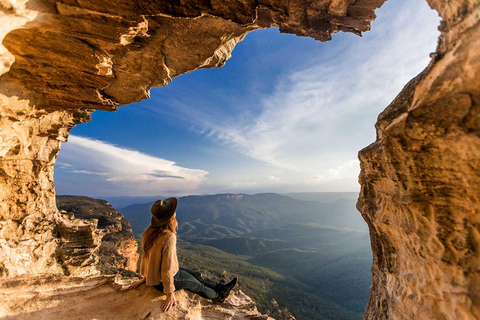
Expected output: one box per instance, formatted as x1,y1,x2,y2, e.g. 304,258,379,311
160,233,177,311
160,233,177,294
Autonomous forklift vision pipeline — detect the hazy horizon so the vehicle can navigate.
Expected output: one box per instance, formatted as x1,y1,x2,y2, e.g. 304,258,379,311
56,190,360,198
56,191,361,210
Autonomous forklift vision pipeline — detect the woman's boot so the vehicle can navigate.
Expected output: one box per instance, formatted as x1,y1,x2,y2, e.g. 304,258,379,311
212,277,238,303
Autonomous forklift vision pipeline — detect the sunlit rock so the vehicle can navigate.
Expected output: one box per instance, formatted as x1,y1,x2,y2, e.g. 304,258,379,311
0,274,275,319
357,2,480,319
56,195,139,275
0,0,479,319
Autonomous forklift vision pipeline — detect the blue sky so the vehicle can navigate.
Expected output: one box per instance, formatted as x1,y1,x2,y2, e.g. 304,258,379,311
55,0,441,197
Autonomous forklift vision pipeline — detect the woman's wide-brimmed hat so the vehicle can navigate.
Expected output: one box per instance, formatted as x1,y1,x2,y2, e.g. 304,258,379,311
150,197,177,227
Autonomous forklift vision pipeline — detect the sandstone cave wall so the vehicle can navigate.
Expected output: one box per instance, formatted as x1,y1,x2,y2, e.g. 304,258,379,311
357,1,480,319
0,0,479,319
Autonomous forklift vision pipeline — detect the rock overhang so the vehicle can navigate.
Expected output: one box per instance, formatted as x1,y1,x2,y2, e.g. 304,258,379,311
0,0,386,112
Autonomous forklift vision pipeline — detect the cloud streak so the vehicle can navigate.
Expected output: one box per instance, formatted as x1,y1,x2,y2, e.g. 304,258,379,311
55,135,209,196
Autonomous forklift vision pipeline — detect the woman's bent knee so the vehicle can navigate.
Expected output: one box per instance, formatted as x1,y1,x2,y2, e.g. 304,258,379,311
179,266,202,278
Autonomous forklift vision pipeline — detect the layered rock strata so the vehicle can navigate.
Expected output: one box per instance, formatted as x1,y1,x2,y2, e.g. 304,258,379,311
357,1,480,319
56,195,139,275
0,273,274,319
0,0,385,111
0,0,479,320
0,103,92,277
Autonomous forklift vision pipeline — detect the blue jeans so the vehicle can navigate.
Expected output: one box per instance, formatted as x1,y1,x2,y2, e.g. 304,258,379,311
153,266,219,299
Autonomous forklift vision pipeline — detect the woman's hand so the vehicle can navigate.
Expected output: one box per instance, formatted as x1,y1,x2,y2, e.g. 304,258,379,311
128,277,145,290
162,292,176,312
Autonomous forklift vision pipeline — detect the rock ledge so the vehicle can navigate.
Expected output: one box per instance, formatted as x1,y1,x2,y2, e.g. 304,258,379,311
0,274,274,320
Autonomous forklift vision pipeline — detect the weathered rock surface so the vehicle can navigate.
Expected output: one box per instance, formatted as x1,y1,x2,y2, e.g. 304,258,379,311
0,274,274,320
0,0,386,281
357,1,480,319
0,101,90,278
0,0,385,111
0,0,479,320
56,195,139,275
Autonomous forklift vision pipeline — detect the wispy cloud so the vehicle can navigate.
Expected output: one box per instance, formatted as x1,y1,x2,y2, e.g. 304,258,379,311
55,135,209,196
326,160,358,180
71,169,108,176
265,175,280,181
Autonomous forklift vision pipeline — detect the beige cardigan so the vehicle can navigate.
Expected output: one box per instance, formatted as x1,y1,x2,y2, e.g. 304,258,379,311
140,231,179,293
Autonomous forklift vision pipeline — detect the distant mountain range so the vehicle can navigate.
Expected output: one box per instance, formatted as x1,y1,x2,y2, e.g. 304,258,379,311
103,191,360,210
114,192,371,320
175,224,371,320
183,221,372,318
280,192,359,202
116,192,368,238
102,195,168,209
59,192,372,320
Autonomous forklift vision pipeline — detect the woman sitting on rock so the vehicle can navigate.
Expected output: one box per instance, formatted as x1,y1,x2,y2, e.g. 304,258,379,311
128,197,238,312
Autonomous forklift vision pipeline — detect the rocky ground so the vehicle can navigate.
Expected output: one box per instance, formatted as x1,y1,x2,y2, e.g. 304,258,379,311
0,274,274,320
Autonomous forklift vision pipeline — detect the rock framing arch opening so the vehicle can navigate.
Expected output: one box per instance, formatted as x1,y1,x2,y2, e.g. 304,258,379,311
0,1,479,319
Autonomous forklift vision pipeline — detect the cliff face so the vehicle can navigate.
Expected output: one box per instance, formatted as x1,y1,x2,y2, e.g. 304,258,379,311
357,2,480,319
56,195,139,275
0,0,479,320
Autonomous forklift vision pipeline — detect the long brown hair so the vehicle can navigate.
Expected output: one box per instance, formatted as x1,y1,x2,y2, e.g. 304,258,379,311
141,212,178,256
